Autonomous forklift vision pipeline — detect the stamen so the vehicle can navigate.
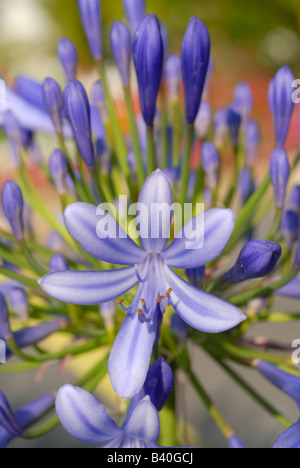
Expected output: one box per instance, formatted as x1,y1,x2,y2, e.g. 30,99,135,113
156,295,165,303
166,288,173,298
116,298,125,305
137,308,144,315
141,299,146,307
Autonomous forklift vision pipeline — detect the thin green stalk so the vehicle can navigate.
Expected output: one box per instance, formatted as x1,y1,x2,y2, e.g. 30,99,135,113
160,87,168,168
89,166,106,202
147,125,156,174
0,265,39,288
18,239,48,276
172,99,181,167
180,124,194,205
267,207,282,241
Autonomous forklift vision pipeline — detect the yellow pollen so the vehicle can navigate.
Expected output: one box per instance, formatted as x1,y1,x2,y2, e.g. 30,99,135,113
156,295,165,303
116,298,125,305
141,299,146,307
137,308,144,315
166,288,173,298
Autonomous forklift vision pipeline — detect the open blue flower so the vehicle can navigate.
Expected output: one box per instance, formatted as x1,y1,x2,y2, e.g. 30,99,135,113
39,170,246,398
56,384,161,448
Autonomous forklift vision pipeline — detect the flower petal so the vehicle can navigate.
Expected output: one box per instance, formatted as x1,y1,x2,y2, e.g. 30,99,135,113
276,275,300,298
123,397,160,444
55,385,121,444
138,170,173,253
38,267,138,305
15,394,55,429
164,267,246,333
64,202,147,265
274,420,300,448
162,208,235,269
108,311,157,398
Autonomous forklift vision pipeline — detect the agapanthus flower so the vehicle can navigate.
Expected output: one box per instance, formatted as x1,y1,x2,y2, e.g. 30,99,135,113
8,288,28,322
39,169,245,398
233,82,253,122
195,101,212,141
0,392,55,448
270,147,290,209
122,0,146,34
281,210,298,250
57,38,78,81
110,21,131,87
77,0,102,61
56,384,162,448
227,434,246,449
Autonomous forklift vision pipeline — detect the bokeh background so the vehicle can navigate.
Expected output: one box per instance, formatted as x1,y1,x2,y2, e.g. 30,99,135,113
0,0,300,448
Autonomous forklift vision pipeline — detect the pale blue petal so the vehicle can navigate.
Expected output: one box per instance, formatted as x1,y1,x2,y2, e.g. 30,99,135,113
274,420,300,448
164,267,246,333
138,170,173,253
38,267,138,305
100,434,125,448
276,275,300,298
162,208,235,268
108,311,157,398
64,202,147,265
123,397,160,444
56,385,121,444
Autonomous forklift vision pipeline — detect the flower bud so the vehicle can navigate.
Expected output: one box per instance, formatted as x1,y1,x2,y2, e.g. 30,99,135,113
159,21,169,59
13,320,64,352
227,105,242,148
47,231,64,252
234,82,253,122
281,210,298,250
43,78,63,134
49,149,68,195
195,101,211,140
3,111,24,156
185,266,205,289
110,21,131,87
268,66,295,146
289,185,300,215
0,292,12,341
0,392,23,437
238,166,255,204
2,181,24,241
8,288,29,322
122,0,146,34
270,147,290,209
49,253,69,272
203,56,214,100
57,38,78,81
77,0,102,61
164,54,182,102
91,80,108,121
170,313,188,342
245,120,260,166
14,75,45,110
228,435,246,449
144,358,174,411
64,80,95,168
181,17,210,125
201,141,219,189
213,108,228,148
224,240,282,284
133,14,164,126
99,301,116,329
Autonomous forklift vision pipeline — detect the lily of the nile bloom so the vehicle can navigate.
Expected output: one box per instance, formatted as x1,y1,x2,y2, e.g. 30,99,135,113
57,38,78,81
268,66,295,147
233,82,253,123
195,101,212,141
56,384,162,448
245,120,260,167
255,360,300,448
164,54,182,103
227,105,242,150
49,149,68,196
281,210,299,251
227,435,246,449
110,21,131,87
78,0,102,61
39,170,246,398
8,288,29,322
122,0,146,34
270,147,290,209
14,75,45,111
224,240,281,284
238,166,255,205
0,392,55,448
288,185,300,215
2,180,24,241
213,108,228,149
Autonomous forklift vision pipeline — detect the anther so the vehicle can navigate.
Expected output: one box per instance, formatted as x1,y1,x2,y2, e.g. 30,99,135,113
116,298,125,305
166,288,173,298
156,295,165,303
141,299,146,307
137,308,144,315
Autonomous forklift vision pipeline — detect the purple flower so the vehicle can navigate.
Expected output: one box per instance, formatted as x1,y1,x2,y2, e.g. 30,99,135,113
201,142,219,189
110,21,131,87
213,108,228,148
49,253,69,272
91,80,107,121
3,110,24,157
288,185,300,215
195,101,211,140
268,66,295,146
77,0,102,61
227,105,242,148
2,181,24,241
39,169,245,398
56,384,161,448
238,166,255,204
42,78,63,134
270,147,290,209
8,288,28,322
185,266,205,290
49,149,68,195
234,82,253,122
181,17,211,125
143,358,174,411
245,120,260,167
64,80,95,168
227,435,246,449
122,0,146,34
164,54,182,102
57,38,78,81
224,240,282,284
170,313,188,342
0,292,12,341
133,15,164,126
14,75,45,111
0,392,54,448
281,210,299,250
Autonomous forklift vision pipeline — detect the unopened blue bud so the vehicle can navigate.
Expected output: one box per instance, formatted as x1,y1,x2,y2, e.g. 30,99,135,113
78,0,102,61
181,17,210,125
2,181,24,241
227,105,242,148
195,101,211,140
57,38,78,81
201,142,219,189
164,54,182,102
281,210,298,250
213,108,228,148
268,66,295,146
238,166,255,204
91,80,107,121
228,435,246,449
43,77,63,134
0,292,12,341
110,21,131,87
133,14,164,126
8,288,28,322
49,253,69,272
49,149,68,195
47,231,64,252
3,111,24,156
234,82,253,122
170,313,188,342
144,358,174,411
245,120,260,166
0,392,23,437
289,185,300,215
224,240,282,284
14,75,45,110
122,0,146,34
159,21,169,59
64,80,95,168
185,266,205,289
270,147,290,209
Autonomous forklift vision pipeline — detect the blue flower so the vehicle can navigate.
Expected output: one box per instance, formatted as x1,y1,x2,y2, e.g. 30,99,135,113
77,0,102,61
49,149,68,196
56,384,162,448
57,38,78,81
110,21,132,87
0,392,55,448
42,77,63,134
270,147,290,209
227,105,242,149
227,434,246,448
245,120,260,167
164,54,182,102
39,170,245,398
2,180,24,241
122,0,146,34
233,82,253,122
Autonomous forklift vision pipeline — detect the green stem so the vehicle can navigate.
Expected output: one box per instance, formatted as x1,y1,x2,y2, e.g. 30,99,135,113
18,239,48,276
180,124,194,205
147,125,156,174
267,207,282,241
0,265,39,289
172,99,181,167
